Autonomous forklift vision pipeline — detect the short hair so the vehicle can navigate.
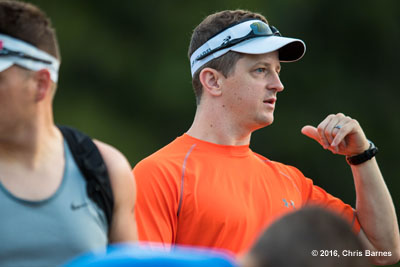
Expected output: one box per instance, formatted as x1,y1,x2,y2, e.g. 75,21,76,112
0,0,60,60
246,206,370,267
188,10,268,105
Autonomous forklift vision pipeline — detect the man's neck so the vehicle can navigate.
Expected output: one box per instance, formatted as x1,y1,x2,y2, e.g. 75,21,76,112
0,121,62,169
187,106,252,146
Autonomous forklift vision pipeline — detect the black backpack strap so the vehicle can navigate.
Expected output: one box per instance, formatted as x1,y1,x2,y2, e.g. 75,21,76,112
58,125,114,229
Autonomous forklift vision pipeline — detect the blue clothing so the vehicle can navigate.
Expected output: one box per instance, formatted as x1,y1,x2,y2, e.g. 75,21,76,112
0,140,108,267
64,244,237,267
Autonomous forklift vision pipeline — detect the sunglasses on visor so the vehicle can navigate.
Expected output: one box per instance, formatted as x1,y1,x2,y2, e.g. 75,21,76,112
0,47,52,64
196,22,281,61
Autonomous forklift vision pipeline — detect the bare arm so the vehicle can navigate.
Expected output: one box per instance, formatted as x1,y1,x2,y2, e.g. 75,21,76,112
352,158,399,265
94,140,138,243
302,113,400,265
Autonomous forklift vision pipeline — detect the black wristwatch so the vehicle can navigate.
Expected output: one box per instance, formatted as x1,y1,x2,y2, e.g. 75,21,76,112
346,140,378,165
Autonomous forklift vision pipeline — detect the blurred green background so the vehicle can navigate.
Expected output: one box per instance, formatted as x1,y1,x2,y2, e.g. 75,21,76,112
29,0,399,265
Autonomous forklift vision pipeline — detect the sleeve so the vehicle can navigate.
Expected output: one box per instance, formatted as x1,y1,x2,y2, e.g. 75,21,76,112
301,176,361,234
133,157,181,245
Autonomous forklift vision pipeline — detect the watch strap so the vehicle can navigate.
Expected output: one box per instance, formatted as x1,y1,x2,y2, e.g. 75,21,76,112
346,140,378,165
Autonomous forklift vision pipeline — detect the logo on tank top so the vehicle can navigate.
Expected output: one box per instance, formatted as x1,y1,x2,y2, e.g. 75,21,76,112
70,202,88,210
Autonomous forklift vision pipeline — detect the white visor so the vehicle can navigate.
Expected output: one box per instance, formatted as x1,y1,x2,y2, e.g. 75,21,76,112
0,33,60,82
190,19,306,77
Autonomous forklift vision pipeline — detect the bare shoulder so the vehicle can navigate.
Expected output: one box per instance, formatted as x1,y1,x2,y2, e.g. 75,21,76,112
93,140,138,242
93,140,131,172
92,140,135,192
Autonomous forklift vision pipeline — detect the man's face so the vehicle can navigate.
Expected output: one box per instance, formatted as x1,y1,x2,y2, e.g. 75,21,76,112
0,66,35,136
220,51,284,131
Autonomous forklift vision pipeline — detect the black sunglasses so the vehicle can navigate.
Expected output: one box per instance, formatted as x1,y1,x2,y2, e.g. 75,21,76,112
0,47,52,64
196,22,281,61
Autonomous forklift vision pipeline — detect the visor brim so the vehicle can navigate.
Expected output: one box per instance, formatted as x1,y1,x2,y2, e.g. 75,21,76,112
231,36,306,62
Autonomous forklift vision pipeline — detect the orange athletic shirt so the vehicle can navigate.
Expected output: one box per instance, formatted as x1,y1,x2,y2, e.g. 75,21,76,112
133,134,360,255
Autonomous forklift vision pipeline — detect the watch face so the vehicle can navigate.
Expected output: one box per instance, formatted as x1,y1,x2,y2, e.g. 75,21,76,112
369,141,376,149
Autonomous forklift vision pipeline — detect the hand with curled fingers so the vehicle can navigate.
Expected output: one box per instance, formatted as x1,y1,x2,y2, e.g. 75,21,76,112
301,113,370,156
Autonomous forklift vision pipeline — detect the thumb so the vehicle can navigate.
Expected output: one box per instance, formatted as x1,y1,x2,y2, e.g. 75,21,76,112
301,125,321,144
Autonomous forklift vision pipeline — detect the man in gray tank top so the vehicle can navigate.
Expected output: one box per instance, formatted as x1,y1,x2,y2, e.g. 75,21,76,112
0,1,137,266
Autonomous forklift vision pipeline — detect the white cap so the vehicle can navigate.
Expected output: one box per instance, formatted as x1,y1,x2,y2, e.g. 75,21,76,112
190,19,306,77
0,33,60,82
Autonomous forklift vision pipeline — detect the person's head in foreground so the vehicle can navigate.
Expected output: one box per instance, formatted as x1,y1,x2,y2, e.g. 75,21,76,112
242,206,370,267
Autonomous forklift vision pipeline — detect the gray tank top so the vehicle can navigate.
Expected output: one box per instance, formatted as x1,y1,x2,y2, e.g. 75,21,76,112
0,140,108,267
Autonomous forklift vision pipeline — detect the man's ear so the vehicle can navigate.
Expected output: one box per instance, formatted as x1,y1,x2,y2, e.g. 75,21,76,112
34,69,52,102
199,67,223,97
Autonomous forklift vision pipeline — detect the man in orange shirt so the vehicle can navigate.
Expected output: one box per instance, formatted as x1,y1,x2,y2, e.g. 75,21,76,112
134,10,400,265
